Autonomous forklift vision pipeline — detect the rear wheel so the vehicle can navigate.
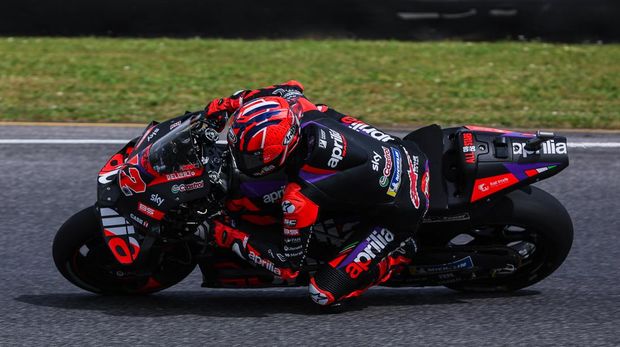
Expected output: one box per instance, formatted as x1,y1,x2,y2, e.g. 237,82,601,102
53,206,196,294
445,186,573,292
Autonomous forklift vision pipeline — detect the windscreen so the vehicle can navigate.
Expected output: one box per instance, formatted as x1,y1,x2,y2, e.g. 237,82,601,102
148,118,202,173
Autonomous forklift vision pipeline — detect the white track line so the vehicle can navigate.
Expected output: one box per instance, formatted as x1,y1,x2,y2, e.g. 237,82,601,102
0,139,230,145
0,139,618,148
0,139,129,144
568,142,620,148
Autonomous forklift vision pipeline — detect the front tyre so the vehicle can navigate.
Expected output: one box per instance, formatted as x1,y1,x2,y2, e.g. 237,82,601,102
53,206,196,294
446,186,573,292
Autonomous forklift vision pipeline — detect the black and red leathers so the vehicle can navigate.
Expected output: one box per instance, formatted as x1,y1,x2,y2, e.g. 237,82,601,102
206,81,430,305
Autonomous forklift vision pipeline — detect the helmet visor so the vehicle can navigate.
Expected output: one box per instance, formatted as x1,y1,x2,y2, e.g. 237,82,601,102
233,149,265,173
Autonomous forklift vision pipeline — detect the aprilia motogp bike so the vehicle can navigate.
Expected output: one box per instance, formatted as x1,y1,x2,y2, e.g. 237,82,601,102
53,111,573,296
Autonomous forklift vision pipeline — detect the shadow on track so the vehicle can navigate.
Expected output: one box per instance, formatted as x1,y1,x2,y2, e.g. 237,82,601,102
15,288,540,317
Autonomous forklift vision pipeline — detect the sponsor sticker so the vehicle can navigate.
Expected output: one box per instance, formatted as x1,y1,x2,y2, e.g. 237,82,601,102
470,173,519,202
409,256,474,274
169,120,181,130
165,170,197,181
371,151,382,172
283,228,300,236
257,164,276,176
284,219,297,227
146,128,160,142
379,175,389,187
150,193,164,206
227,128,237,144
378,146,393,187
283,125,297,145
402,147,420,209
171,180,205,194
282,200,296,214
386,147,402,197
462,132,476,164
340,116,395,142
318,129,327,149
272,87,303,101
129,213,149,228
137,202,165,220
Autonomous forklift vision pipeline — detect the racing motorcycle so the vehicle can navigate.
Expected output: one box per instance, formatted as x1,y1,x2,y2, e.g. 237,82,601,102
53,111,573,296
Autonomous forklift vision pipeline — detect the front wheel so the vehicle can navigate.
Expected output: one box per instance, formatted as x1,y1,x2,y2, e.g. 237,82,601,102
445,186,573,292
53,206,196,294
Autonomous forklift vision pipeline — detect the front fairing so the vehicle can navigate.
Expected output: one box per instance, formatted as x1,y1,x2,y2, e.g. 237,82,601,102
96,112,227,231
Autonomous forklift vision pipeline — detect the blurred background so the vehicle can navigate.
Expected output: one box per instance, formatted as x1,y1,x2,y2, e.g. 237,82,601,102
0,1,618,128
2,0,619,42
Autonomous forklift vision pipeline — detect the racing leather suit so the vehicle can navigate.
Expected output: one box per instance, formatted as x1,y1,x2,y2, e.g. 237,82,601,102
206,81,430,305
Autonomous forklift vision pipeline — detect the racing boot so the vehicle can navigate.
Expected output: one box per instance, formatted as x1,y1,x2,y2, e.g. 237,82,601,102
308,227,412,307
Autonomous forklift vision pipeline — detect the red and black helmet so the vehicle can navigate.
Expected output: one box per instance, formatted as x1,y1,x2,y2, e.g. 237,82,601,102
227,96,302,176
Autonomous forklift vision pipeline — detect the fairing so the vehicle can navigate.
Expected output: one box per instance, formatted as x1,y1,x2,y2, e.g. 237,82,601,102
459,125,569,203
95,111,227,265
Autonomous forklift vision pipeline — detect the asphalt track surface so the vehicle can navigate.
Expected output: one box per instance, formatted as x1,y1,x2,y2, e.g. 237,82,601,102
1,125,619,346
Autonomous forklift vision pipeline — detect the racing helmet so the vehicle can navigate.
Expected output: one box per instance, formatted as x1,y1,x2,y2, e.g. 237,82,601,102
227,96,302,176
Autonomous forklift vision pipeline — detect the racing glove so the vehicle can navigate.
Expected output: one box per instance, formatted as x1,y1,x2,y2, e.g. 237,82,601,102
204,80,307,132
281,183,320,270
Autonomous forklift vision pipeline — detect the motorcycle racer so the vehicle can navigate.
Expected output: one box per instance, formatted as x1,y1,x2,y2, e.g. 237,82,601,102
205,81,430,306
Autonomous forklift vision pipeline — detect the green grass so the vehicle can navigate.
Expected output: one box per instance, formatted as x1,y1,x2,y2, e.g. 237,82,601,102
1,38,619,128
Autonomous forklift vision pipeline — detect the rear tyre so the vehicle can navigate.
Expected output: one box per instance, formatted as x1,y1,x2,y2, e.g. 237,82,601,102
445,186,573,292
53,206,196,295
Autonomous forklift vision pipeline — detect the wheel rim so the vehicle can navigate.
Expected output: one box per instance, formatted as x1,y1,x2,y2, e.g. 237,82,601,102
65,234,150,293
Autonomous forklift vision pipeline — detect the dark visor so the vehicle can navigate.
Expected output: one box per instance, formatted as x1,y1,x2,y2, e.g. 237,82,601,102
233,149,266,174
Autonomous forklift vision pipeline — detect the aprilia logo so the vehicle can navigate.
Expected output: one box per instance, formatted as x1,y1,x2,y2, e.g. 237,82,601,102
512,140,567,158
263,186,285,204
248,251,282,276
327,129,346,168
340,116,395,142
345,228,394,278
